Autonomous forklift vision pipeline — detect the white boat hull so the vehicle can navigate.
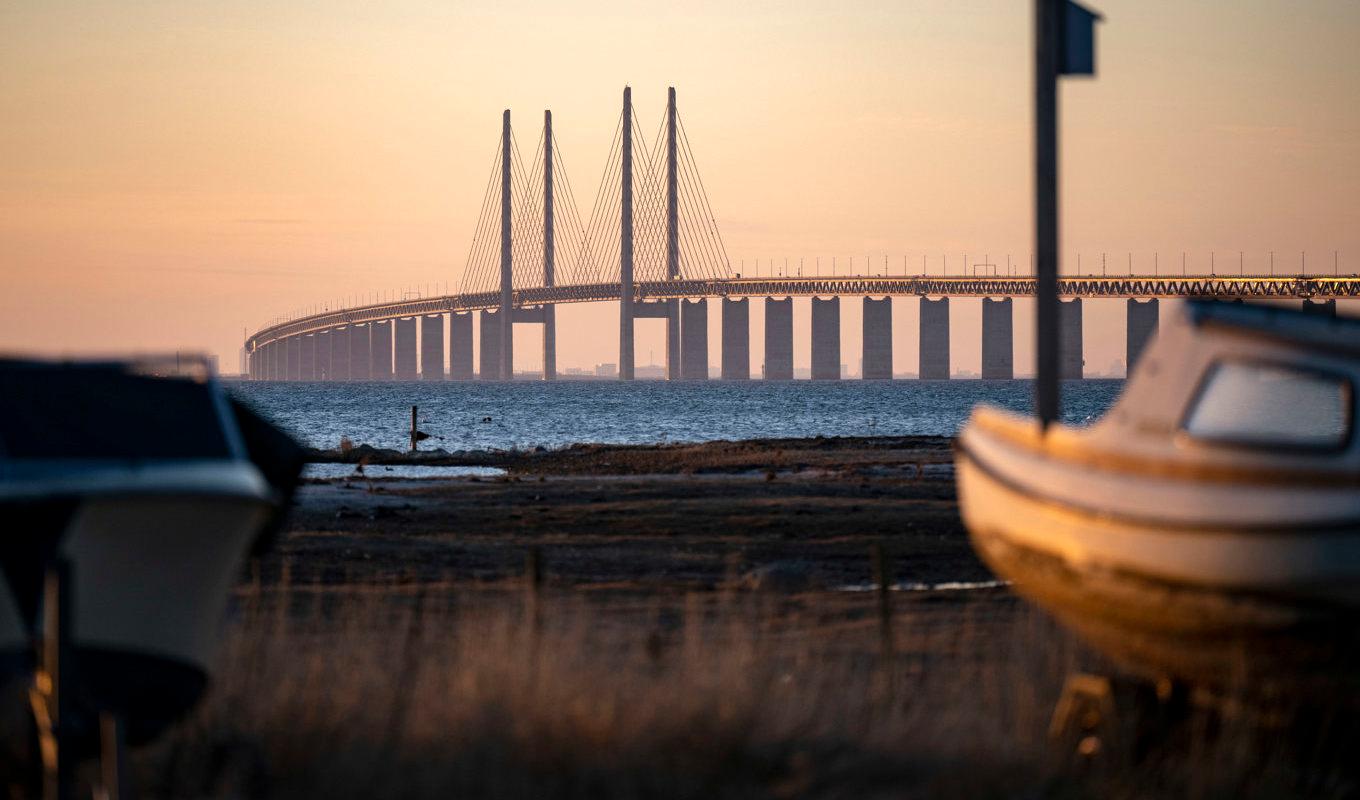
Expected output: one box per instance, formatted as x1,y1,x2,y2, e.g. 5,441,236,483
0,463,273,744
956,417,1360,696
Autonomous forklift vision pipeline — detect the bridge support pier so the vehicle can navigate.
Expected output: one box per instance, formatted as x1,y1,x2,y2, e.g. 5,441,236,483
261,343,273,381
721,298,749,380
1303,299,1337,317
371,321,393,380
317,330,333,381
281,337,295,380
919,298,950,380
1126,299,1158,373
394,318,418,380
862,297,892,380
480,310,502,380
332,328,351,381
300,335,316,381
811,297,841,380
681,299,709,380
981,298,1014,380
422,315,445,380
543,305,556,380
350,324,371,381
450,313,474,380
1060,299,1083,379
764,298,793,379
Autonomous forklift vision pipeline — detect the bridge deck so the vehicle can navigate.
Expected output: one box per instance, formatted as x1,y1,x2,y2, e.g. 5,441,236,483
248,274,1358,350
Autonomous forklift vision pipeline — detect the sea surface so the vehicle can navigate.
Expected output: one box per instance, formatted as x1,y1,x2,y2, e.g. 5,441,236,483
230,379,1123,453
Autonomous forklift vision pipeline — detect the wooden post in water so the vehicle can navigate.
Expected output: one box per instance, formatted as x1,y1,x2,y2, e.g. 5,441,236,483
409,405,418,452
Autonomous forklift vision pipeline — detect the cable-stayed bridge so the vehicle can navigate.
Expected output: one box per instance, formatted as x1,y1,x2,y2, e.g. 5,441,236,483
245,86,1357,382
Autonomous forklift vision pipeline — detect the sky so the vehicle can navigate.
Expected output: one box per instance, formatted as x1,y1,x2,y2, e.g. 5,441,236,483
2,1,1357,376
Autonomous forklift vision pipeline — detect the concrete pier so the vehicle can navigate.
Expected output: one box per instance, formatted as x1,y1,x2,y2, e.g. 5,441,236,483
721,298,750,380
1126,299,1158,372
449,312,474,380
300,335,316,381
394,318,418,380
981,298,1014,380
332,328,351,381
1059,299,1083,379
317,330,333,381
1303,299,1337,317
349,324,371,381
479,310,502,380
370,321,393,380
919,298,950,380
422,315,445,380
286,336,301,381
861,297,892,380
764,298,793,379
681,299,709,380
811,297,841,380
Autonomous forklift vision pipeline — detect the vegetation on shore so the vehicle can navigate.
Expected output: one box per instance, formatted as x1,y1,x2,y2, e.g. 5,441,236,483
141,578,1351,799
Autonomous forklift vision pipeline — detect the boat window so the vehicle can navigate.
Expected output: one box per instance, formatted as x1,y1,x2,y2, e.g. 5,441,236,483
1183,361,1351,449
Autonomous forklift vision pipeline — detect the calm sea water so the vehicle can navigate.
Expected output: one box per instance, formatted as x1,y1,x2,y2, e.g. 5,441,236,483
229,379,1123,453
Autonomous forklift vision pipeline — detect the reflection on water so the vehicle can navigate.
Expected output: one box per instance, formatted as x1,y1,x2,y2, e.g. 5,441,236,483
232,379,1124,452
302,463,506,479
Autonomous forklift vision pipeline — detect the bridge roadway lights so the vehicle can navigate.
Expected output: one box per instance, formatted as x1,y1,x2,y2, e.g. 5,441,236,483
764,298,794,379
861,298,893,380
392,318,416,380
680,299,709,380
479,310,502,380
721,298,750,380
422,315,446,380
981,298,1014,380
371,320,393,380
1303,299,1337,317
450,312,474,380
1126,299,1158,373
317,329,333,381
350,323,372,381
919,298,950,380
811,297,841,380
1060,299,1083,379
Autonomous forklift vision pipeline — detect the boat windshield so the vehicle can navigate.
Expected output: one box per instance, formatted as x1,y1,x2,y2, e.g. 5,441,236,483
1183,361,1351,450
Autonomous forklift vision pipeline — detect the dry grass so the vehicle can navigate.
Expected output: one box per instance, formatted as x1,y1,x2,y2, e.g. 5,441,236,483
137,580,1355,799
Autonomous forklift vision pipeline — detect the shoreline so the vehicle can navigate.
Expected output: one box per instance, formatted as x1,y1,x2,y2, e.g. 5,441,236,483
304,434,957,475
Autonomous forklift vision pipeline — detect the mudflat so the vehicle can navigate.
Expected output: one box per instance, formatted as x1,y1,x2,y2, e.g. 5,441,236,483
275,435,984,591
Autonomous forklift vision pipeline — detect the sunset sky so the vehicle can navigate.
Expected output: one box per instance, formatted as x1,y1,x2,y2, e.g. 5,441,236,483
3,1,1357,375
